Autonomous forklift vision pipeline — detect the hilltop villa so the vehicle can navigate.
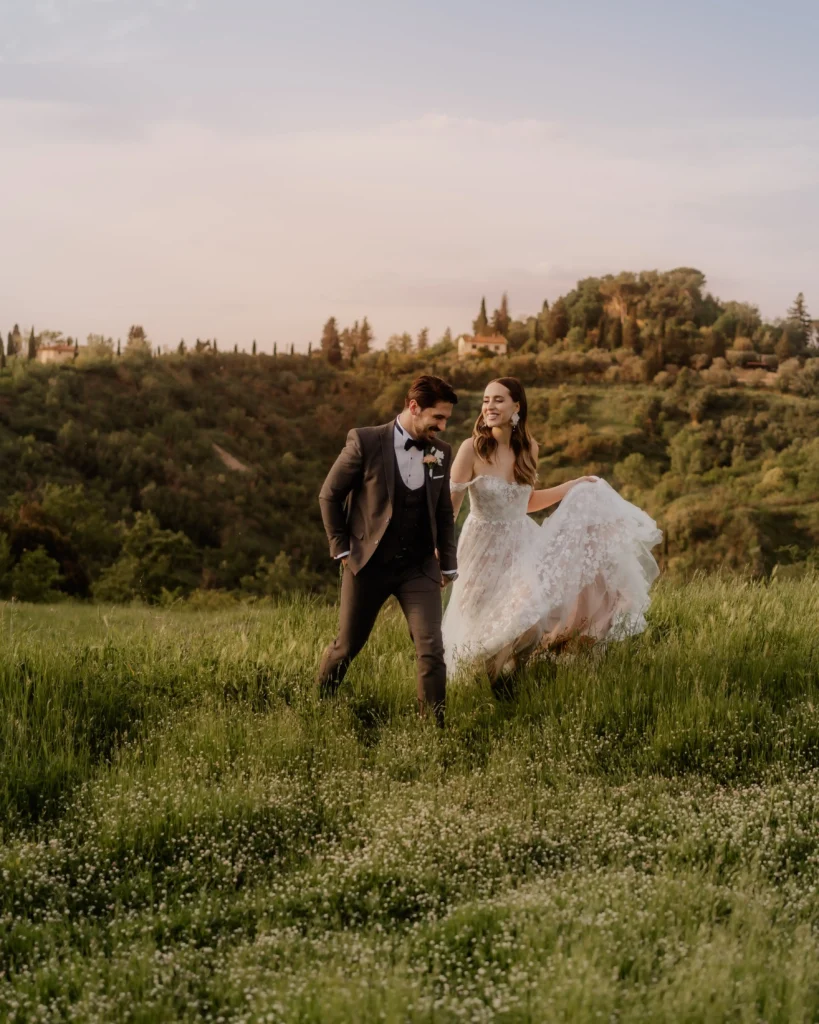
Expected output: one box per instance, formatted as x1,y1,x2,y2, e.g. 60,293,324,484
457,334,508,359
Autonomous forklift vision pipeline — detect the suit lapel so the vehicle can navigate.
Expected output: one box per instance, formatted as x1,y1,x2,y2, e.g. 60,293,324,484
424,449,436,535
380,423,396,506
425,466,436,534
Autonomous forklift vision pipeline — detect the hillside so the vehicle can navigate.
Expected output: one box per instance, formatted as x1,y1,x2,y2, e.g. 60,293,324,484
2,266,818,603
0,347,817,604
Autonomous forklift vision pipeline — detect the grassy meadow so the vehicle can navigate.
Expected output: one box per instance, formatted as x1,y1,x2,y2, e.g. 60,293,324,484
2,577,819,1022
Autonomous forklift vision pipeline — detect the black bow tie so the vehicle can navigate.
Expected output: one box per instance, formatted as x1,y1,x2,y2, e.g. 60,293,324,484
404,437,425,452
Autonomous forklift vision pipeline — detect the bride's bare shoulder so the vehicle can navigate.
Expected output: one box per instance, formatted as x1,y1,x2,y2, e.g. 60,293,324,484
451,436,477,479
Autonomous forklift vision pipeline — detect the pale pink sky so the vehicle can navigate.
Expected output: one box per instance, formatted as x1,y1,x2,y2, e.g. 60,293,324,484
1,0,817,352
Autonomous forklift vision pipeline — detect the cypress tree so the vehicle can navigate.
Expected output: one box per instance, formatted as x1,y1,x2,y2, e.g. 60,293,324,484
358,317,373,354
787,292,812,349
252,340,257,355
623,317,641,353
490,292,511,337
546,298,569,344
597,316,608,349
321,318,342,364
27,327,36,360
472,297,489,337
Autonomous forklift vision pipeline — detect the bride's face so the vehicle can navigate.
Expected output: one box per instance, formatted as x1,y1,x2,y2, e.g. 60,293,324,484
482,382,519,428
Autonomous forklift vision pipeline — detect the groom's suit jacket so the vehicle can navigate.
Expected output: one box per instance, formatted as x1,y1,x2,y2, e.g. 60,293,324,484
319,421,457,583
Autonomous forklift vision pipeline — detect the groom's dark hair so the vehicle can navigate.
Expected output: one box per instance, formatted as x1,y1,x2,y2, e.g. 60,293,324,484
405,375,458,409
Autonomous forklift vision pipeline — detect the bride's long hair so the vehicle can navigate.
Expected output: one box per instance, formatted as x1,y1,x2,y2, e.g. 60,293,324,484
473,376,538,487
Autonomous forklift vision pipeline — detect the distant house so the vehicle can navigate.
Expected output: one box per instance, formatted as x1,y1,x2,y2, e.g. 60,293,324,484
36,344,76,365
457,334,508,359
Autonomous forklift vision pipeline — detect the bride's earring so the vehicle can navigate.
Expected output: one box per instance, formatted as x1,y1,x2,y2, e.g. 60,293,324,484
510,411,520,428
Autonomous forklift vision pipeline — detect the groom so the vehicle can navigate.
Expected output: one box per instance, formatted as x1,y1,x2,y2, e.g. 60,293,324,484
317,374,459,725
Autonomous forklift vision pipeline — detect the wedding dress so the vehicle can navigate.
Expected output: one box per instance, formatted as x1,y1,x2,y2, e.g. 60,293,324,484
442,476,662,675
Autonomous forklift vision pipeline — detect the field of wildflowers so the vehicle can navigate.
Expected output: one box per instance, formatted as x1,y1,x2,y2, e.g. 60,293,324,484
2,576,819,1022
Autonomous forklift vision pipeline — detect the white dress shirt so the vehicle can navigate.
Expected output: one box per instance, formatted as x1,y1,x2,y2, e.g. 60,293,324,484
335,418,456,573
393,418,426,490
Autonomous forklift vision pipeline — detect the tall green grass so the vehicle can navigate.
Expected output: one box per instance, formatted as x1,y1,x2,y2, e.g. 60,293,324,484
2,576,819,1021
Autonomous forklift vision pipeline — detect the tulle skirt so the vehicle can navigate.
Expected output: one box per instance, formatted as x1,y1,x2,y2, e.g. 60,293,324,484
442,479,662,675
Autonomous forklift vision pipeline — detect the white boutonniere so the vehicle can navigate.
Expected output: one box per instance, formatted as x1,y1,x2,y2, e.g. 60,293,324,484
423,447,444,478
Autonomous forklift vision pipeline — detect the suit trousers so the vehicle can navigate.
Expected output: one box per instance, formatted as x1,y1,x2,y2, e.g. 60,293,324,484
317,557,446,724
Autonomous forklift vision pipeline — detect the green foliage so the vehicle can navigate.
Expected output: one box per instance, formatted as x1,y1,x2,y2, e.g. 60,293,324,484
472,296,490,336
93,512,199,604
2,269,818,604
10,547,63,602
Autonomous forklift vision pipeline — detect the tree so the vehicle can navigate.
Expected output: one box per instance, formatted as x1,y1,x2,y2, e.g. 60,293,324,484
125,324,151,357
472,297,490,337
712,301,761,344
0,346,5,371
438,326,453,347
11,548,64,603
416,326,429,351
321,317,342,365
490,293,511,337
177,339,186,355
565,277,604,335
597,316,608,350
787,293,812,350
117,339,122,356
9,324,21,356
341,326,356,362
233,343,238,353
776,326,802,362
546,298,569,344
252,340,257,355
358,317,373,354
623,317,641,353
93,512,199,604
525,316,542,350
213,338,218,353
609,317,623,349
290,343,295,356
27,327,36,360
273,342,277,357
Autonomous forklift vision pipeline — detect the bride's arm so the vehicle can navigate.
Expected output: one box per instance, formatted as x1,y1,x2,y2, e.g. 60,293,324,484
449,438,475,518
527,475,599,513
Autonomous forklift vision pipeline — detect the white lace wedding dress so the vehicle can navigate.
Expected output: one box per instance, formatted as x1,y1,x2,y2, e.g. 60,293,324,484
442,476,662,674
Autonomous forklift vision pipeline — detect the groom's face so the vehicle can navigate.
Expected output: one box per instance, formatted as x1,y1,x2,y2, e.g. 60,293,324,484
408,399,453,442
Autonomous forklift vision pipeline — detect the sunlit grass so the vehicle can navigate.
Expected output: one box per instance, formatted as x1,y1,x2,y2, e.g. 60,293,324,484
2,576,819,1021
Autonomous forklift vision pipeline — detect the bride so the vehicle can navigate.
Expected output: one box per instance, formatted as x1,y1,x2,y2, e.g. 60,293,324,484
442,376,662,681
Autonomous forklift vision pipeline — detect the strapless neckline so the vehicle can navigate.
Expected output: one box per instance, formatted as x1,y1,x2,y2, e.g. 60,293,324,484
470,475,532,493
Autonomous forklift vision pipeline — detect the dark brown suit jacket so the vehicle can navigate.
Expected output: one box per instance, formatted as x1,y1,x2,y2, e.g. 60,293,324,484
319,422,457,583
